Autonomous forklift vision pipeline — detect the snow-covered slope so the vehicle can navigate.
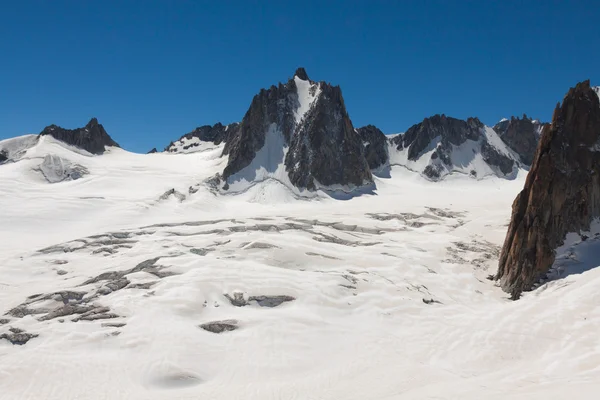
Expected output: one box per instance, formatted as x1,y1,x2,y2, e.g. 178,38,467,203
389,122,521,180
1,135,600,399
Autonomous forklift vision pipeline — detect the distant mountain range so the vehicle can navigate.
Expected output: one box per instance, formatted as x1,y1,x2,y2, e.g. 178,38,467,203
6,67,595,195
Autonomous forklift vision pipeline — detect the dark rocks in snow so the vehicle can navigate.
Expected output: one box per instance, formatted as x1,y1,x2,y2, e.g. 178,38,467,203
39,118,119,155
224,292,296,307
148,147,158,154
199,319,239,333
481,142,514,175
39,154,89,183
165,122,240,153
391,114,517,180
0,150,7,164
294,67,309,81
222,78,299,180
496,80,600,299
1,328,38,345
356,125,389,171
393,114,483,159
159,188,186,202
493,115,547,165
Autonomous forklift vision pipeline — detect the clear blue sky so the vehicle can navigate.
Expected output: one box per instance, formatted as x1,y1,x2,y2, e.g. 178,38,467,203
1,1,599,152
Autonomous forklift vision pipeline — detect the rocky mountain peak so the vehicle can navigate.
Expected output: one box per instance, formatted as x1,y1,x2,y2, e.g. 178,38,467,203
219,70,372,192
493,114,547,165
294,67,309,81
496,79,600,299
39,118,119,155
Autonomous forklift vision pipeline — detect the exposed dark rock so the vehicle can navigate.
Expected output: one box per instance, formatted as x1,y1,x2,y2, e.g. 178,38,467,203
39,118,119,155
222,68,373,191
39,304,96,321
158,188,186,202
249,295,296,307
199,319,239,333
190,248,214,256
392,115,483,159
101,322,126,328
165,122,240,153
224,292,296,307
496,80,600,299
422,298,442,305
481,142,514,175
0,319,9,325
148,147,158,154
97,278,130,295
294,67,309,81
493,115,547,165
391,114,517,179
126,281,157,290
356,125,389,171
0,329,38,345
0,150,7,164
285,81,372,190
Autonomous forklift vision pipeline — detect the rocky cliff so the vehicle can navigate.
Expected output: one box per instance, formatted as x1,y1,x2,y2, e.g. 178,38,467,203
356,125,389,172
389,115,518,180
165,122,239,153
493,115,547,165
39,118,119,155
221,68,373,192
496,80,600,299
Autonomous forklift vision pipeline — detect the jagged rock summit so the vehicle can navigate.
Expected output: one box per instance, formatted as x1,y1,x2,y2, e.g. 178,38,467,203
389,114,520,180
220,68,373,192
165,122,240,153
356,125,389,174
496,80,600,299
493,115,547,165
39,118,119,155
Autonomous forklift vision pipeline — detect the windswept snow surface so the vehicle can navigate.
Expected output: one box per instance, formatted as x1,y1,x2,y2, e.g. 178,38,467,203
1,137,600,399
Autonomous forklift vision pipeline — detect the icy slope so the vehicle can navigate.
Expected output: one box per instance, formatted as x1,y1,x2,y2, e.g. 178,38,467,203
1,137,600,399
388,125,520,180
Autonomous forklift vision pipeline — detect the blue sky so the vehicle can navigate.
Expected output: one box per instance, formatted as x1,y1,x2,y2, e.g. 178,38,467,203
1,0,599,152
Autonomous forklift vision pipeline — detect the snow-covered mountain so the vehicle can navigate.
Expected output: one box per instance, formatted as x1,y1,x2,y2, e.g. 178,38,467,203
387,115,522,180
2,79,600,399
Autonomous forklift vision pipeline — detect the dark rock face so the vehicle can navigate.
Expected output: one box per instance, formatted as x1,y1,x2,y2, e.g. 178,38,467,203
356,125,389,171
199,319,238,333
148,148,158,154
222,68,373,191
0,150,7,164
222,80,299,180
285,83,372,190
392,115,483,158
39,118,119,155
391,114,516,180
493,115,547,165
496,80,600,299
165,122,239,153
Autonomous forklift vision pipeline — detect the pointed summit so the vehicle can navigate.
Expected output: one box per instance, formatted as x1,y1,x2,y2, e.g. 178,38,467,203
294,67,309,81
86,117,99,127
39,118,119,155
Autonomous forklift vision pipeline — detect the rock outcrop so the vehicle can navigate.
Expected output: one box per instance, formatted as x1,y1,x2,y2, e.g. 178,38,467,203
493,115,547,165
390,114,518,180
356,125,389,172
39,118,119,155
165,122,239,153
221,68,373,191
496,80,600,299
39,154,89,183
